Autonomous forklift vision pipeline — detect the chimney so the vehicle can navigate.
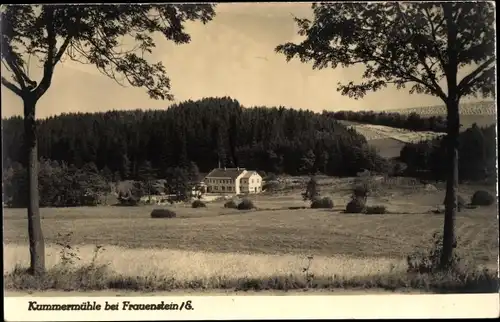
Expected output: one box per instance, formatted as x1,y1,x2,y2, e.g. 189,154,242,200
237,167,239,171
224,167,226,171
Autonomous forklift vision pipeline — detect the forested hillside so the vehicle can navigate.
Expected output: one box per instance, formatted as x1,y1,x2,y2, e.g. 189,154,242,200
2,97,389,179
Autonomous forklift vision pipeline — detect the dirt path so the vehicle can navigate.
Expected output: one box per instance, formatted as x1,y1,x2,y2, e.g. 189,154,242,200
5,288,428,297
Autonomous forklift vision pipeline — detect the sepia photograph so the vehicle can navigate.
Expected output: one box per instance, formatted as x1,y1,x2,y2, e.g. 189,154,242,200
2,1,498,320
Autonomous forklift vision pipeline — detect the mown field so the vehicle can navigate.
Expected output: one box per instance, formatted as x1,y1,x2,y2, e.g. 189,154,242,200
341,101,496,159
4,177,498,290
384,101,496,118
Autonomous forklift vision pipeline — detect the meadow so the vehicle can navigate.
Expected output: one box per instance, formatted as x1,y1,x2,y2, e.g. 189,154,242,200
340,101,496,159
383,100,496,130
4,177,498,293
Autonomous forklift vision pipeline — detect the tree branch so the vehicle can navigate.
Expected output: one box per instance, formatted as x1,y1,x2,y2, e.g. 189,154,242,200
53,36,72,67
35,7,56,99
395,5,447,101
3,54,29,90
457,56,495,95
423,7,446,71
1,76,22,96
417,53,447,101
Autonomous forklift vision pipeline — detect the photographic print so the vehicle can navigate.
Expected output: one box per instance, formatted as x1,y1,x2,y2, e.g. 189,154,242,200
2,2,498,320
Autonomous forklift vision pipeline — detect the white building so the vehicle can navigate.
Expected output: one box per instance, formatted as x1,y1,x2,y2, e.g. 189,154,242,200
239,171,263,194
204,167,262,195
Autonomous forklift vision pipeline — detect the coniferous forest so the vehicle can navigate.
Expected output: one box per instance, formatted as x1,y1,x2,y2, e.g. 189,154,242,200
2,97,389,180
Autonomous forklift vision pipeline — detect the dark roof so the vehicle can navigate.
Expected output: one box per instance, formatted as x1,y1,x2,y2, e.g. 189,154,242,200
204,168,246,180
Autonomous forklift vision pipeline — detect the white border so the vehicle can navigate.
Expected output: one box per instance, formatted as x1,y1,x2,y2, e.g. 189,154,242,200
4,294,500,321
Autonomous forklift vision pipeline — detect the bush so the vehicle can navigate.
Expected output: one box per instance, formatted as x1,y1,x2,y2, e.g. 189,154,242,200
264,173,278,181
345,197,366,214
457,195,466,209
237,199,255,210
407,232,465,274
150,209,177,218
310,197,334,209
263,181,281,192
470,190,495,206
442,195,467,211
365,205,387,214
224,200,238,209
192,200,206,208
352,184,369,201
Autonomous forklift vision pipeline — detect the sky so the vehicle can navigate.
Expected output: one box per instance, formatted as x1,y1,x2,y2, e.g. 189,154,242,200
1,3,486,119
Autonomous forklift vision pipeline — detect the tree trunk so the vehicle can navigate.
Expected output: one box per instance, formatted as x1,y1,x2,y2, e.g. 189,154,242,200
441,98,460,269
24,97,45,275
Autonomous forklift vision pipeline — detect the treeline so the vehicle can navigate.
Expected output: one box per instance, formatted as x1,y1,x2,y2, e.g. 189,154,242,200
323,110,447,132
399,124,496,182
2,158,202,208
2,97,390,179
3,160,110,208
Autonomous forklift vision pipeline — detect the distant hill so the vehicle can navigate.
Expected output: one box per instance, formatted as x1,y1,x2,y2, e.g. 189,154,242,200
342,100,496,159
383,100,496,116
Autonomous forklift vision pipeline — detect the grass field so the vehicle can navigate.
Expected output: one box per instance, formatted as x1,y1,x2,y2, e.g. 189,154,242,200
368,138,407,159
383,101,496,117
4,177,498,292
340,101,496,158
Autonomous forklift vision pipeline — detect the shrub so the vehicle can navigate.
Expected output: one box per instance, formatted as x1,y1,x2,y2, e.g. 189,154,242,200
442,195,467,212
224,200,238,209
310,197,334,209
365,205,387,214
352,184,369,202
470,190,495,206
237,199,255,210
407,232,466,274
150,209,177,218
263,181,281,192
192,200,206,208
345,197,366,214
457,195,466,209
302,176,319,201
264,173,278,182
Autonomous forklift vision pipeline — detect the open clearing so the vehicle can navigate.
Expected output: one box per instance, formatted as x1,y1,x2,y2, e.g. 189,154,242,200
4,178,498,287
340,101,496,157
383,101,496,118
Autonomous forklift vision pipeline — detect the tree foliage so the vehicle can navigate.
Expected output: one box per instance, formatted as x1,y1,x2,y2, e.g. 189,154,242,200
276,2,495,101
3,159,110,208
1,4,216,100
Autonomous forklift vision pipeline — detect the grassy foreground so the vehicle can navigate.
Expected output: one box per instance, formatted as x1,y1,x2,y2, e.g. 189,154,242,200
4,180,498,293
3,202,498,264
4,244,498,294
